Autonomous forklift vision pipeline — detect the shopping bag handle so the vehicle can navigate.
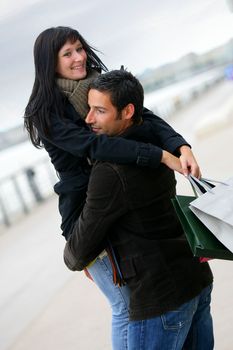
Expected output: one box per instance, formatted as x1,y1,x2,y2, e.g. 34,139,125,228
199,177,229,186
188,175,214,196
188,175,229,196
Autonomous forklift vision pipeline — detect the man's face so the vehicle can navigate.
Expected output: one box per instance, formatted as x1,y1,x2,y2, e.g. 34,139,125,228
86,89,132,136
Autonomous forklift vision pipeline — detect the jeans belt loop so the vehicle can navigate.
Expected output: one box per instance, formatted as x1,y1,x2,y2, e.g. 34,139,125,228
98,249,108,260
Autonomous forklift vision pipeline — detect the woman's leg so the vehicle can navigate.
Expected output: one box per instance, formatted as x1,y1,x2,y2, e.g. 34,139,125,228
87,253,130,350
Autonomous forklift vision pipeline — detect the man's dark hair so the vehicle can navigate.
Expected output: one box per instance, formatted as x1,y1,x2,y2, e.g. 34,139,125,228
89,69,144,123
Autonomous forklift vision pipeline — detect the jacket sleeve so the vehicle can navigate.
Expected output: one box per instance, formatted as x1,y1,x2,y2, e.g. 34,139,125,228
42,109,163,168
42,103,190,169
63,163,128,271
142,107,190,154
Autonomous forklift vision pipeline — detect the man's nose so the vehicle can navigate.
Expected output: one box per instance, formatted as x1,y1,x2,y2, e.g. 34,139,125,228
85,109,94,124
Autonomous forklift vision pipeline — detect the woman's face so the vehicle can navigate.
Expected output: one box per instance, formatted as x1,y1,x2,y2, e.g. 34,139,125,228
56,39,87,80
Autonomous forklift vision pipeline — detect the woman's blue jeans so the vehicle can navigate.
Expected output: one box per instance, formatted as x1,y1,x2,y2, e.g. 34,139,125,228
87,253,130,350
128,284,214,350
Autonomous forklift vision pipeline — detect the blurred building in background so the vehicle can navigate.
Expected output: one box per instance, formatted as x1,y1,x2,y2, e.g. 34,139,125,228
139,39,233,94
0,123,27,151
226,0,233,11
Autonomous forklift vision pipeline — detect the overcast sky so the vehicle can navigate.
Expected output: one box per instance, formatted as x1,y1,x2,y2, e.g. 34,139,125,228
0,0,232,128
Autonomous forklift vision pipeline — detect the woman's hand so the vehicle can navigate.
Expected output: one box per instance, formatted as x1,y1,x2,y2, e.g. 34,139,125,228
161,146,201,178
178,145,201,178
161,150,183,174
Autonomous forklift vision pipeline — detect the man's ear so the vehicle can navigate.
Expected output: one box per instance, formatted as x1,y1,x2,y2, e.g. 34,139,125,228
123,103,135,120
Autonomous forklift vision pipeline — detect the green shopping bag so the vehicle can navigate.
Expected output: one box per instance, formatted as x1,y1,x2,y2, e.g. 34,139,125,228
172,195,233,260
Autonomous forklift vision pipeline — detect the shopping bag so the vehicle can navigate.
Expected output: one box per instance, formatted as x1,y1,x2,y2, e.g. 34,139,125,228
172,195,233,260
188,175,233,253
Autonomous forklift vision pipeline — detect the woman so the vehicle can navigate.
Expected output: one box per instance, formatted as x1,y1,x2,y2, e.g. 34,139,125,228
24,26,200,349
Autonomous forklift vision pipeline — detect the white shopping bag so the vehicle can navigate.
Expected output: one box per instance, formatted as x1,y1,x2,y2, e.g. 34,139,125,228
188,175,233,253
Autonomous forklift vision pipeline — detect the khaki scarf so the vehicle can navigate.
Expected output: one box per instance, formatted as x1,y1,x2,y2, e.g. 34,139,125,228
56,69,100,119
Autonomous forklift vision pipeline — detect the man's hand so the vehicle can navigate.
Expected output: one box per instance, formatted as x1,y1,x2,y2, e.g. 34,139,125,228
178,145,201,178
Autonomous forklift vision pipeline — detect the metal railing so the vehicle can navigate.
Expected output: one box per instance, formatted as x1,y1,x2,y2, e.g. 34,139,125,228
0,157,58,228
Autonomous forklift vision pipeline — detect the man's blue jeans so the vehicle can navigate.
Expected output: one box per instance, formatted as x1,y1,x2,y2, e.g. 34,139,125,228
87,253,130,350
128,284,214,350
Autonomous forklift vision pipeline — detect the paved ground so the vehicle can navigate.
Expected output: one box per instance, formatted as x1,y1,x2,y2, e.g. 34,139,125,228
0,197,111,350
1,80,233,350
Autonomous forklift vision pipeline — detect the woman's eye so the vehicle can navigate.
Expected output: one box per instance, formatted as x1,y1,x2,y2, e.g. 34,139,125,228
64,52,71,57
76,47,83,53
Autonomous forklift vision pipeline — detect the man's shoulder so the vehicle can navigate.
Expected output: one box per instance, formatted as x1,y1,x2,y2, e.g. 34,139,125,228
93,161,176,192
85,162,128,202
92,160,158,188
90,161,124,184
92,160,119,172
93,161,138,177
90,161,131,191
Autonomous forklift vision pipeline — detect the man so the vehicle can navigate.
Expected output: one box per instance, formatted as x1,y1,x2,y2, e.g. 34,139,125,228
64,70,214,349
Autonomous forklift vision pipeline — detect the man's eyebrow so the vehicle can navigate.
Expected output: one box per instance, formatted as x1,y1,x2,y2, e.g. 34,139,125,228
93,105,107,110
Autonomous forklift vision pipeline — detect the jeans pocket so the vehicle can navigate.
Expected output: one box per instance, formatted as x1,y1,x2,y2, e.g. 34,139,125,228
161,298,198,330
